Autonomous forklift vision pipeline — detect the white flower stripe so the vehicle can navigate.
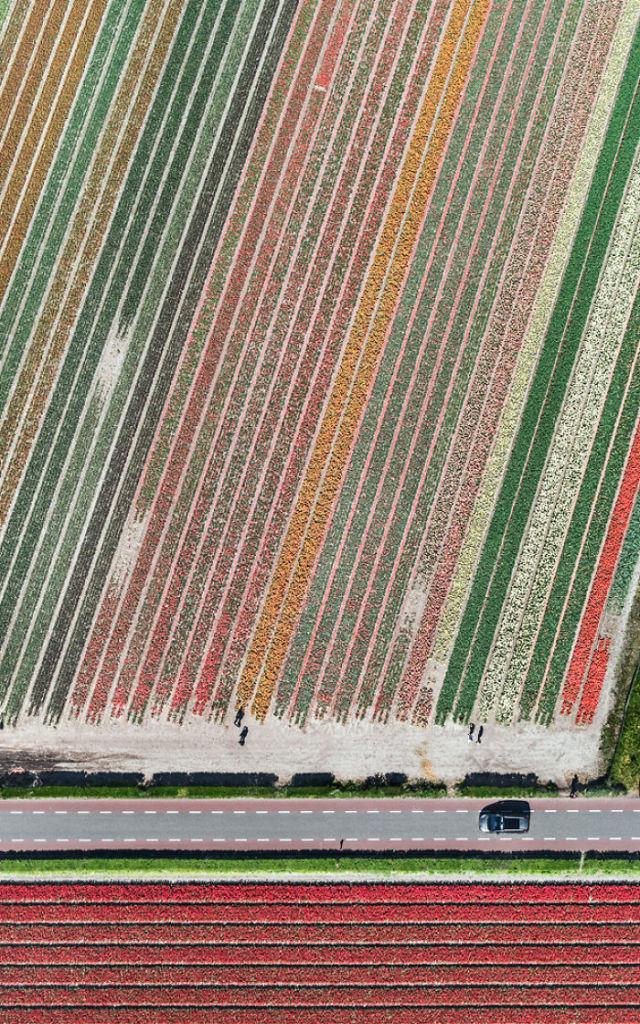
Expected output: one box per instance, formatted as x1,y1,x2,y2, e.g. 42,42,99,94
479,154,640,721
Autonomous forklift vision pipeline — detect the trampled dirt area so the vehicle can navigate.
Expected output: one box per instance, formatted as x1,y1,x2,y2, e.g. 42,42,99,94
0,711,605,788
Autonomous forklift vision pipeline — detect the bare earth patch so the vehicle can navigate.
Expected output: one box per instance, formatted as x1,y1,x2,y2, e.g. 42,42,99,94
0,713,604,787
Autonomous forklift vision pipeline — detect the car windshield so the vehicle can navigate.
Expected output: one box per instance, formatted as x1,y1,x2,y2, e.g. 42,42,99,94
488,814,501,830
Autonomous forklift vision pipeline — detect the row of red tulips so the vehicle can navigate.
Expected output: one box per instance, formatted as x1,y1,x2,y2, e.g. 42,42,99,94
2,1009,640,1024
2,983,640,1007
5,900,640,924
2,883,639,904
6,922,640,944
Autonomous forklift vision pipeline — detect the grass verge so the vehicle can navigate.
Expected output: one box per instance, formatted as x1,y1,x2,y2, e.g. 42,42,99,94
0,851,585,878
0,780,449,800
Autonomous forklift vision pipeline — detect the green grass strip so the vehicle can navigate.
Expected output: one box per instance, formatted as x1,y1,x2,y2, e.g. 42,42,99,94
0,0,12,33
0,854,586,878
609,490,640,610
436,30,640,723
610,662,640,791
520,282,640,720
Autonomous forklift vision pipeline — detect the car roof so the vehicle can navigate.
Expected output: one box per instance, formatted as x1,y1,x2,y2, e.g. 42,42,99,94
482,800,530,815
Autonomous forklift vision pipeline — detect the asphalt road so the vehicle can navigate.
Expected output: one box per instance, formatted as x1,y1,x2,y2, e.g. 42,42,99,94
1,797,640,852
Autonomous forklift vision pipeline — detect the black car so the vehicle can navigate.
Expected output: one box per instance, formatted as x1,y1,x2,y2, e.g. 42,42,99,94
479,800,530,833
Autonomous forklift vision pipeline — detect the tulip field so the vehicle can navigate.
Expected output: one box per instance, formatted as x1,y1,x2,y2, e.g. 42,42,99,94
0,881,639,1022
1,0,640,743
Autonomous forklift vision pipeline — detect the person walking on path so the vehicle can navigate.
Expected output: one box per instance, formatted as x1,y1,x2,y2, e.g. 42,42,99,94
476,725,484,744
239,725,249,746
570,774,579,798
468,723,475,741
234,707,244,727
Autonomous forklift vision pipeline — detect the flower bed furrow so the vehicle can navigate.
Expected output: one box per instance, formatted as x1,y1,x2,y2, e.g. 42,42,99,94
0,0,74,211
0,0,134,352
565,417,640,719
0,0,109,303
576,635,611,724
0,963,638,985
3,1010,640,1024
609,490,640,611
3,940,640,966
